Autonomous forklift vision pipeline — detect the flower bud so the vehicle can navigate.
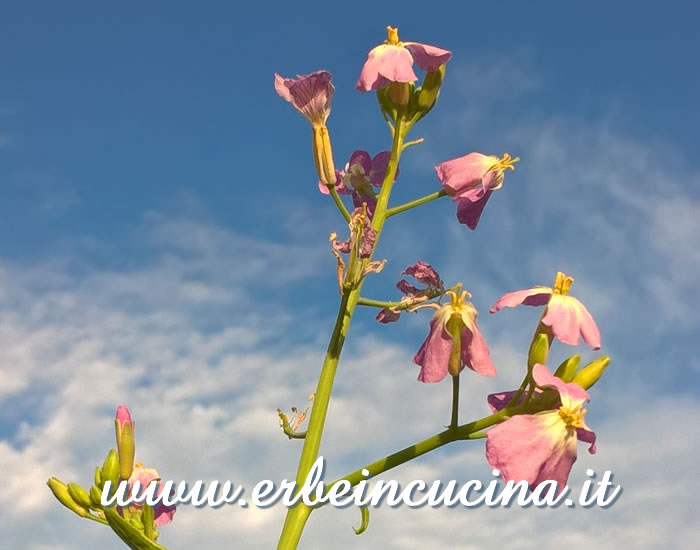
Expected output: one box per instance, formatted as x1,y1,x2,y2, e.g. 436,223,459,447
47,477,90,518
102,448,120,494
528,333,550,369
572,356,611,390
89,485,104,508
94,466,103,488
115,405,135,480
417,64,446,113
312,125,336,185
67,482,93,509
553,354,580,382
376,88,397,124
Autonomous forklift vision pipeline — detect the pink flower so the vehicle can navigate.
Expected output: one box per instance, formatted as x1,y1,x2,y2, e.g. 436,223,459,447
490,271,601,350
485,364,597,491
319,150,399,216
125,463,176,527
413,286,495,383
274,70,334,126
275,70,336,184
356,26,452,92
377,261,444,324
435,152,519,229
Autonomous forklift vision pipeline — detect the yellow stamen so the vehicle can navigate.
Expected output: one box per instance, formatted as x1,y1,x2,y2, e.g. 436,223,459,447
386,25,400,45
553,271,574,295
444,283,472,313
558,404,587,429
488,153,520,174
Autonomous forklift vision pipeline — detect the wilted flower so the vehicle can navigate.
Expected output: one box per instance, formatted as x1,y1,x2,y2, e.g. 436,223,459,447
377,261,444,323
274,70,336,184
413,286,495,383
319,150,398,215
490,271,601,349
485,363,597,491
356,26,452,93
436,152,519,229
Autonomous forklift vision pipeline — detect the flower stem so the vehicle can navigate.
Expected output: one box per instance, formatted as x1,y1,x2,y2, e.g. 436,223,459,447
327,185,351,222
276,113,408,550
386,189,448,218
320,406,518,498
450,375,460,429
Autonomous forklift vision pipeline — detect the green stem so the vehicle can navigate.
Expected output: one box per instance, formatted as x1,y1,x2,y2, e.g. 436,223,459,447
386,189,447,218
321,406,518,498
402,137,424,150
327,185,351,223
450,375,459,429
276,113,408,550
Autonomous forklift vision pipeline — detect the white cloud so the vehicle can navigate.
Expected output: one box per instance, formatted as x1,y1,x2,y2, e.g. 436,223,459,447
0,208,697,550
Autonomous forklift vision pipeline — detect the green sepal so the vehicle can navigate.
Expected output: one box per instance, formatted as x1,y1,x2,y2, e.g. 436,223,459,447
376,88,397,124
416,64,446,116
104,508,168,550
446,313,465,377
352,506,370,535
143,503,155,540
67,482,93,509
553,354,580,382
116,418,136,480
528,333,550,369
572,356,611,390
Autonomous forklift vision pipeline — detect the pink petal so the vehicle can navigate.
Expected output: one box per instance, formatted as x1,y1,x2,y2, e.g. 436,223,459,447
413,310,452,383
376,308,400,324
576,298,601,350
486,412,578,491
531,363,590,404
461,320,496,376
402,261,441,288
348,150,372,176
455,188,493,230
116,405,132,426
487,391,519,413
318,170,350,195
435,152,496,195
369,151,398,187
403,42,452,72
275,71,334,124
396,279,421,296
154,502,176,526
489,287,553,313
577,427,597,454
542,295,581,346
356,44,417,91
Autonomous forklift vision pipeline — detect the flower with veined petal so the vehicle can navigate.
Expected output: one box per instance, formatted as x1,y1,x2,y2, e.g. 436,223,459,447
436,152,519,229
490,271,601,350
485,363,597,492
274,70,336,185
356,26,451,92
318,150,398,216
413,285,495,383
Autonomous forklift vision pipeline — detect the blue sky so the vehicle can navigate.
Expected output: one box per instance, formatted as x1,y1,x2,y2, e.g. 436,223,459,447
1,2,699,549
